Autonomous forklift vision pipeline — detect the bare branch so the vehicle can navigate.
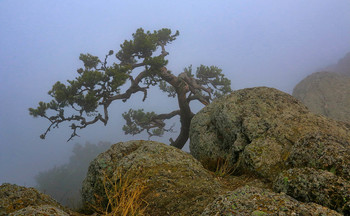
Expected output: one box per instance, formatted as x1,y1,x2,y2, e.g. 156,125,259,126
186,94,211,105
160,44,169,56
152,110,180,120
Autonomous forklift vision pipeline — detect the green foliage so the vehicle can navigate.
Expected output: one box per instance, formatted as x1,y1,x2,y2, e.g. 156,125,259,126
158,64,232,100
159,81,177,97
29,28,177,134
184,65,194,77
29,101,49,117
79,53,100,69
29,27,231,148
29,47,133,140
116,28,178,64
122,109,165,137
155,28,179,44
35,141,111,209
144,56,168,74
196,65,232,97
151,128,164,137
30,65,129,118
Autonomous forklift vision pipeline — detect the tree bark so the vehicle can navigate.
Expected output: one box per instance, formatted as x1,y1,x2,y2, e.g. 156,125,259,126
157,67,194,149
170,86,194,149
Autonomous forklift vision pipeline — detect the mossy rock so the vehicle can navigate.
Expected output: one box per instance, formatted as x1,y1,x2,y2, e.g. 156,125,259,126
273,167,350,215
201,186,341,215
81,140,224,216
8,205,69,216
190,87,350,181
0,183,80,216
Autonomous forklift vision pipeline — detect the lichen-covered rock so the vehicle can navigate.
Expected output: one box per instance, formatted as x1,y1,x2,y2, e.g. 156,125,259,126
293,71,350,123
0,183,78,216
190,87,350,181
190,87,350,215
201,186,341,216
82,140,224,216
8,204,69,216
288,132,350,180
273,167,350,215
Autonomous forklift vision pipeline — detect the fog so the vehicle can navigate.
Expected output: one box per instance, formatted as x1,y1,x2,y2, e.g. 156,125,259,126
1,0,350,187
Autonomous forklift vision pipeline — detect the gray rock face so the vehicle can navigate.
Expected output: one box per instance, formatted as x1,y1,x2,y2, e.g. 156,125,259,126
190,87,350,179
288,132,350,180
325,52,350,76
81,140,223,216
190,87,307,177
190,87,350,214
0,183,77,216
273,167,350,215
202,186,341,216
293,71,350,122
8,205,69,216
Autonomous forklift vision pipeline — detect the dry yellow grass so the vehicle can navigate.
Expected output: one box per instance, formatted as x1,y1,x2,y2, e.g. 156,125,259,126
91,169,148,216
214,157,236,178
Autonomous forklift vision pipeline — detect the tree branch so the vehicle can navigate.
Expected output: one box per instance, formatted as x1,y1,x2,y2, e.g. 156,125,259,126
152,110,180,120
30,28,231,150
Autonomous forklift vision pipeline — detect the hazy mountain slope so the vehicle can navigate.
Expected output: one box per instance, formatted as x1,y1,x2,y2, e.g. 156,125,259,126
293,71,350,122
325,52,350,75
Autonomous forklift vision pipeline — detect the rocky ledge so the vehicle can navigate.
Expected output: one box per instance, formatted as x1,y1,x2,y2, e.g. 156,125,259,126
1,87,349,215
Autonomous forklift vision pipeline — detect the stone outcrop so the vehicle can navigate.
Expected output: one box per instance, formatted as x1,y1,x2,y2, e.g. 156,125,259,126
274,167,350,214
8,205,70,216
325,52,350,76
190,87,350,179
0,183,80,216
6,87,350,215
293,71,350,122
82,140,224,216
190,87,350,215
202,186,341,216
287,132,350,180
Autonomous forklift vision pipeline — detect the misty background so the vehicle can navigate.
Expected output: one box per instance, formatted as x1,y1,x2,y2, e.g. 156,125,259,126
1,1,350,188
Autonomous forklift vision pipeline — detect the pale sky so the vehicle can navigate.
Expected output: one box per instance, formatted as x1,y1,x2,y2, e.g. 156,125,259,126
1,0,350,186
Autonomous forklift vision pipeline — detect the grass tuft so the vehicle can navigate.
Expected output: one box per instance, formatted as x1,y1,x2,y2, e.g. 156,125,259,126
214,157,236,178
90,168,148,216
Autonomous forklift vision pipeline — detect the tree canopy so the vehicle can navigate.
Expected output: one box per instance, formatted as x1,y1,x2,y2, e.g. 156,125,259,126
29,28,232,149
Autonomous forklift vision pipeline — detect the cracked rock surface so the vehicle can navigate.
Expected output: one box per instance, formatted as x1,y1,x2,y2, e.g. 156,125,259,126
190,87,350,215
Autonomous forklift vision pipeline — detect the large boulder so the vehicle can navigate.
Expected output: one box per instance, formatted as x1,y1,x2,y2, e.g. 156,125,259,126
0,183,79,216
8,205,69,216
273,167,350,214
190,87,350,214
190,87,350,180
202,186,341,216
81,140,224,216
293,71,350,122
